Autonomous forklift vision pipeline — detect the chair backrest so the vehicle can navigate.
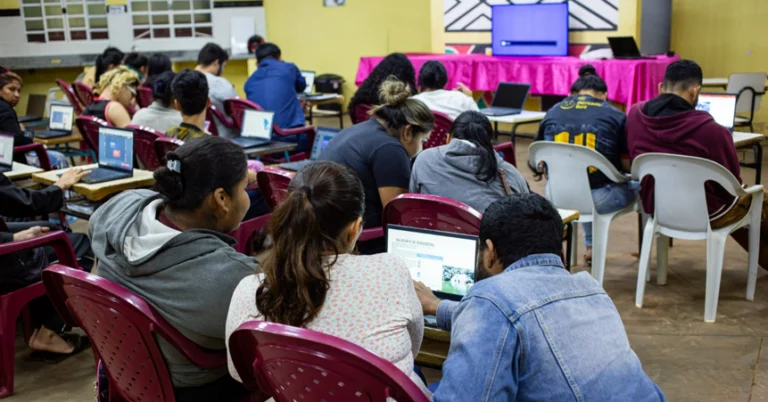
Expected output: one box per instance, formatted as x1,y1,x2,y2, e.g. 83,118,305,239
153,136,184,166
55,79,83,114
229,321,429,402
72,81,94,107
136,87,153,109
383,194,482,235
75,115,110,157
256,167,295,210
424,110,452,150
493,141,517,167
528,142,627,216
223,98,264,131
205,105,225,137
127,124,163,171
14,143,51,171
351,104,373,125
632,153,745,234
727,73,767,114
41,265,228,402
230,213,271,255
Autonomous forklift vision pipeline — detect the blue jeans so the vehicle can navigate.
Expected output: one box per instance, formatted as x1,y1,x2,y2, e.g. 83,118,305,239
583,181,638,247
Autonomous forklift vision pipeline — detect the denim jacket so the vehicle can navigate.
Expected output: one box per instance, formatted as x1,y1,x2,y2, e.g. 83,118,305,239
432,254,665,402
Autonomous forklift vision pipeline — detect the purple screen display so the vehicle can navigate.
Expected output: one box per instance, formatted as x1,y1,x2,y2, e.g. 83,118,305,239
491,3,569,57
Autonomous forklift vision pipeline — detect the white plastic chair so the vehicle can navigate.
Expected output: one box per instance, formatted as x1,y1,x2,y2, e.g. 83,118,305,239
529,142,636,285
632,153,763,322
726,73,767,132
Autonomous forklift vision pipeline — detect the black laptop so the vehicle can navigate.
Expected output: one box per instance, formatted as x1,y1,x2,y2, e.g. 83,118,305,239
479,83,531,116
17,94,46,123
231,109,274,148
0,134,14,173
608,37,655,60
35,104,74,139
279,127,339,171
79,127,134,184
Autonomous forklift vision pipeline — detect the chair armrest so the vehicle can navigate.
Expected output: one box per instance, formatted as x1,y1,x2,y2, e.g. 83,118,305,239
6,221,57,233
743,184,765,196
275,126,316,137
358,227,384,242
14,143,52,171
0,230,77,267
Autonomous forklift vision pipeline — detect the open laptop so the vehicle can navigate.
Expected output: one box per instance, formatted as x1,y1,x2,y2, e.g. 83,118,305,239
0,134,14,173
232,109,274,148
79,127,134,184
479,83,530,116
279,127,339,171
299,70,324,98
35,104,74,139
17,94,46,123
608,37,654,60
696,92,737,132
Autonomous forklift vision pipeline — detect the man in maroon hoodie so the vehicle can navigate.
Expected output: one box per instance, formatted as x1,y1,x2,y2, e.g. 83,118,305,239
627,59,768,268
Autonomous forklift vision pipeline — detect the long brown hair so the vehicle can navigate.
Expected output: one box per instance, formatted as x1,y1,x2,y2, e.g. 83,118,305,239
256,161,365,327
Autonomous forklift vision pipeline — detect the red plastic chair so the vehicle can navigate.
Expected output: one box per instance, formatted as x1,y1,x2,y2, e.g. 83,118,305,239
256,167,295,211
72,81,94,108
494,141,517,167
383,194,483,235
206,104,237,138
230,214,271,255
0,227,78,398
229,321,429,402
127,124,164,171
13,143,51,171
154,136,184,166
75,115,110,159
55,79,83,114
424,110,452,150
350,104,373,125
136,87,153,109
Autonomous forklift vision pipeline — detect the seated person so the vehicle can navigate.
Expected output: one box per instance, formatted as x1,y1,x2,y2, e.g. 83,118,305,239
1,168,91,357
195,43,237,138
82,66,139,128
165,69,210,141
78,47,124,89
90,136,254,401
245,43,305,130
348,53,417,120
319,78,433,252
415,194,666,401
411,111,528,212
226,161,429,396
628,59,768,269
535,64,635,265
131,71,182,133
412,60,478,120
123,52,148,82
143,53,173,89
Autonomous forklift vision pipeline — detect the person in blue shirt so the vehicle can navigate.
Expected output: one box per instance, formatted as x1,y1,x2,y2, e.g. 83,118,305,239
414,193,666,402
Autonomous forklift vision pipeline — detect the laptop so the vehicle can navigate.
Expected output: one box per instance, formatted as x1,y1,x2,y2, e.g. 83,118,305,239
17,94,46,123
298,70,326,99
0,134,14,173
231,109,274,148
696,92,737,132
35,105,74,139
279,128,339,171
608,37,655,60
79,127,134,184
479,83,530,116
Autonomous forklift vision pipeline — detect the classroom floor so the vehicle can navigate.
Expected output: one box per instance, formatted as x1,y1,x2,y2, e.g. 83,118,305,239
7,117,768,401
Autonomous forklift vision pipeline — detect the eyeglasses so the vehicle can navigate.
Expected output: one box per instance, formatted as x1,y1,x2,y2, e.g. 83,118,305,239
126,86,137,98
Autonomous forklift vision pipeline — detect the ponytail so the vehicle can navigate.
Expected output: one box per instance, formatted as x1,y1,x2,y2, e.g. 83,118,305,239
94,47,125,88
451,111,499,183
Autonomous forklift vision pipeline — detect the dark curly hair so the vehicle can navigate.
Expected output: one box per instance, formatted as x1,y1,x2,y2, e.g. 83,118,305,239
348,53,416,119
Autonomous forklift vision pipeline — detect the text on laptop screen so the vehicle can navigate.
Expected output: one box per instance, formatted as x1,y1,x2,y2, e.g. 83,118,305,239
386,225,478,298
301,71,316,95
696,93,737,129
242,110,274,139
311,129,339,160
49,105,74,131
493,83,530,109
0,135,13,166
98,127,133,171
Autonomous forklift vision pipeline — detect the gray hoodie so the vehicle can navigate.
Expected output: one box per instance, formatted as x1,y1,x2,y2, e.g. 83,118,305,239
89,189,256,388
410,139,529,213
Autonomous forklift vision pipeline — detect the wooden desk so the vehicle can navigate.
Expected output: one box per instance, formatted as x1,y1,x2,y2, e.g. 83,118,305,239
487,111,547,146
243,141,297,159
305,94,345,128
33,133,83,146
6,162,43,181
733,132,765,184
32,164,155,201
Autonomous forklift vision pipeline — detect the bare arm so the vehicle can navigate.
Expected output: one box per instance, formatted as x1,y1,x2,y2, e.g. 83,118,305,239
378,187,408,209
106,102,132,128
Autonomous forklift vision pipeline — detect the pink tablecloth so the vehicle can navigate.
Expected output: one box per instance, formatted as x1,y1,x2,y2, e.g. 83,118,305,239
355,54,679,108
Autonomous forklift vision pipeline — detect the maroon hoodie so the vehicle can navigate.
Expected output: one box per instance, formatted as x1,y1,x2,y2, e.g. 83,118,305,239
627,94,741,218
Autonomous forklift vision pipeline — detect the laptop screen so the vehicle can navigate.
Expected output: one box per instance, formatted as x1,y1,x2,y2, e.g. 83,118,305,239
608,36,641,58
311,128,339,160
492,83,530,109
242,110,274,139
0,134,14,167
98,127,134,172
49,105,74,131
696,93,737,130
386,225,478,300
301,71,316,95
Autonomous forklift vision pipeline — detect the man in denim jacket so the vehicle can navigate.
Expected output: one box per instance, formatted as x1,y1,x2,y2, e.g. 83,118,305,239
416,194,665,401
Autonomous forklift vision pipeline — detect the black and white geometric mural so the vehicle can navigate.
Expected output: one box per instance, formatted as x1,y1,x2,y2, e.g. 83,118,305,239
444,0,619,32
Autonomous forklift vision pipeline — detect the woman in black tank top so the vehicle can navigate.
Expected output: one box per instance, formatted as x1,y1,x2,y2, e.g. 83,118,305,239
82,66,139,128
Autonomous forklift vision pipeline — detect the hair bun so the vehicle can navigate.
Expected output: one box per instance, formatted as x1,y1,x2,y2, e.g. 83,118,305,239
578,64,597,77
153,152,184,200
378,76,411,107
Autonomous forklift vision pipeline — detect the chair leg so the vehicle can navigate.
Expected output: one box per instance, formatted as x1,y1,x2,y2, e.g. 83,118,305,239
570,223,579,268
704,234,729,322
747,206,762,301
656,235,669,285
0,302,18,398
636,221,656,308
590,215,613,285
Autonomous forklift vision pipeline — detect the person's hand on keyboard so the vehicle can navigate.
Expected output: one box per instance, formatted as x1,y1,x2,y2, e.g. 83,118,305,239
54,167,91,190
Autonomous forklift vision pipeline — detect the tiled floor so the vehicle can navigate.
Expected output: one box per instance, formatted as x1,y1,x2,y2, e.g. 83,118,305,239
6,119,768,401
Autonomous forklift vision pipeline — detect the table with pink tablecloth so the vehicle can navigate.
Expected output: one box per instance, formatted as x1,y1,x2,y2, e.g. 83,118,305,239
355,54,679,109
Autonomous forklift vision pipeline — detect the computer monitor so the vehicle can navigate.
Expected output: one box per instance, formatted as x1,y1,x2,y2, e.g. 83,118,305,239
98,127,134,172
310,128,339,160
241,110,275,139
301,71,316,95
386,225,478,301
0,134,13,168
48,104,74,131
696,93,737,131
491,3,569,56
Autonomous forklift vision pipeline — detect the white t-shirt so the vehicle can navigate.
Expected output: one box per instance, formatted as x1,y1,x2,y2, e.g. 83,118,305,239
412,89,479,120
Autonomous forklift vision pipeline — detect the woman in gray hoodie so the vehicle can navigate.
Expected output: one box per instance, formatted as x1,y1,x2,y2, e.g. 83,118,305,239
410,111,529,213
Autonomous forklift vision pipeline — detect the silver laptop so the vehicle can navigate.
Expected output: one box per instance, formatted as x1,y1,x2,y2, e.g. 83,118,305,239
0,134,14,173
480,83,531,116
299,70,322,98
279,127,339,171
35,104,74,139
232,109,274,148
696,93,737,132
18,94,46,123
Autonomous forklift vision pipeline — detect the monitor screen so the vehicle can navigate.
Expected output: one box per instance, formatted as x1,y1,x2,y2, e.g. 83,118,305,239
242,110,274,139
696,93,737,130
491,3,569,57
311,128,339,160
386,225,478,300
0,134,13,166
493,83,530,109
49,105,74,131
98,127,133,172
301,71,316,95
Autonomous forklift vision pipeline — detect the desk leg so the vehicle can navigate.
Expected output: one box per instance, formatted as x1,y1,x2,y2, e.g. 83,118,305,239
564,222,574,271
308,107,314,126
756,143,763,184
494,121,499,141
